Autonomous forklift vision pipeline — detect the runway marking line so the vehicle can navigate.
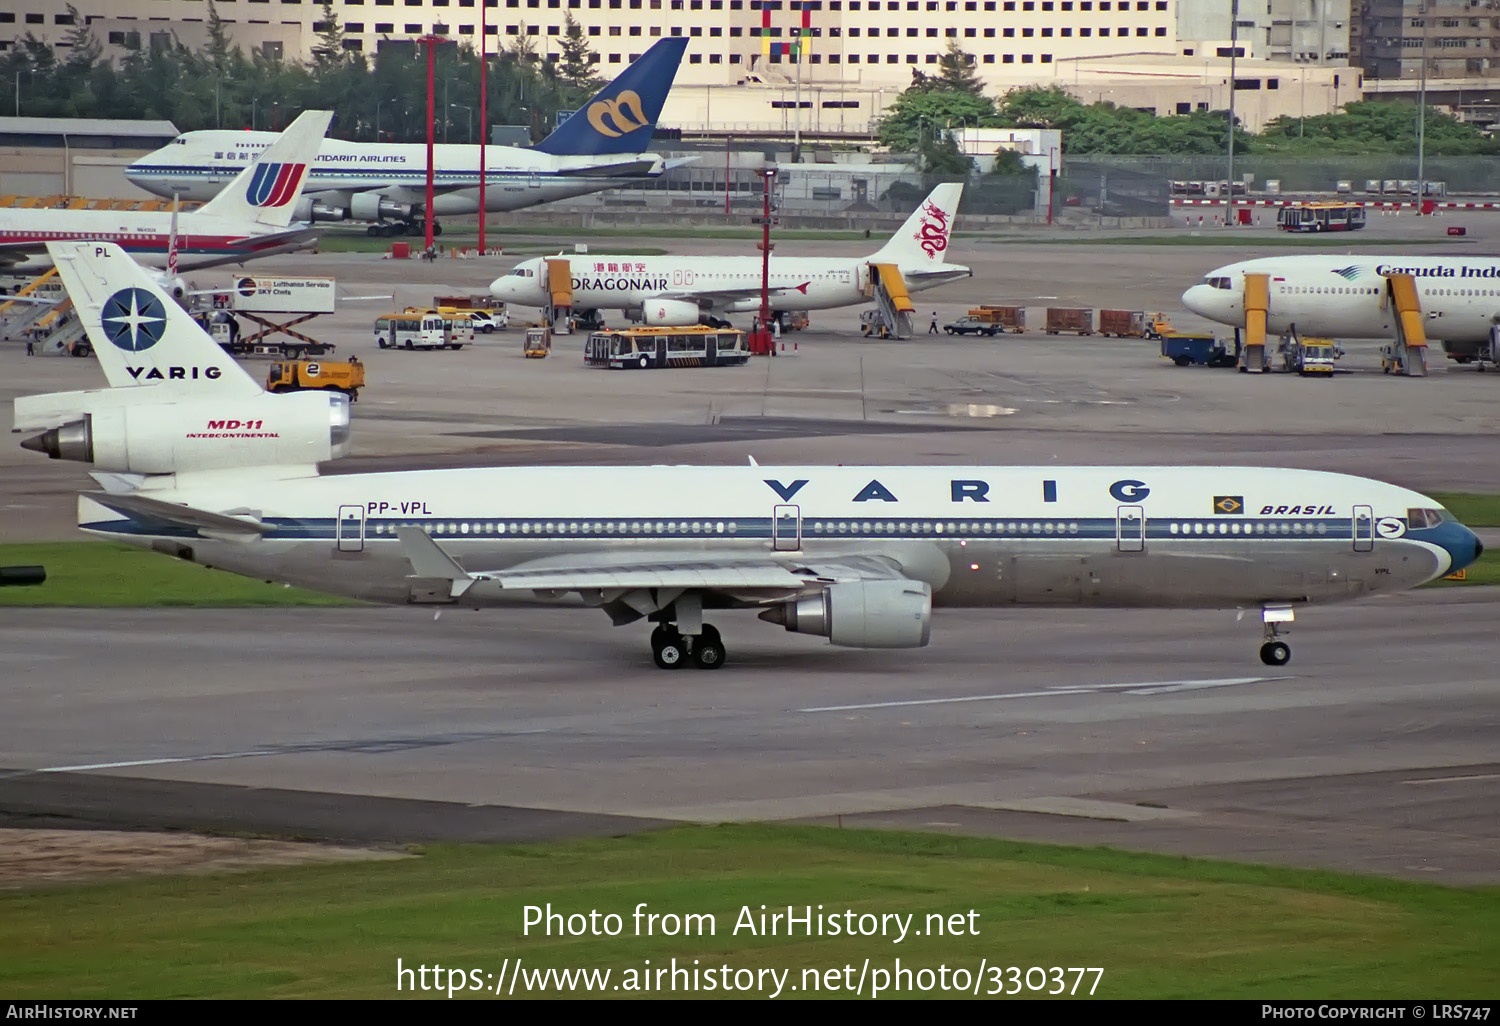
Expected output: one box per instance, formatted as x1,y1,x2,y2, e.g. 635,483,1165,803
21,729,550,775
798,677,1291,713
1402,773,1500,786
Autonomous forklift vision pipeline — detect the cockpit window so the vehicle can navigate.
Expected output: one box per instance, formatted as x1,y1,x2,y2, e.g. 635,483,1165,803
1202,276,1232,290
1407,508,1446,528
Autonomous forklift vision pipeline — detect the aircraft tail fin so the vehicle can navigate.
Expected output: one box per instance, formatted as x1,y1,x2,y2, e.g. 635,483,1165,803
532,38,687,156
197,110,332,227
868,183,964,267
46,241,263,397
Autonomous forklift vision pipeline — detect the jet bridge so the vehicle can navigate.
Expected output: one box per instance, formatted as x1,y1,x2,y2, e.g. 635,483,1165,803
1384,272,1428,377
545,257,573,334
862,262,915,339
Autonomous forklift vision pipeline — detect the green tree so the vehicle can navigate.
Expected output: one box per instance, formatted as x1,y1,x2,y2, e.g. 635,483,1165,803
556,12,600,90
59,6,101,74
936,40,984,95
312,1,346,70
989,147,1036,176
917,128,975,175
878,89,997,151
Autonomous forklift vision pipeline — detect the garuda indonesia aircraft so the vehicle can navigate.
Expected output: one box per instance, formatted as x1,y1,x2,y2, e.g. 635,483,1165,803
125,38,690,238
488,183,970,327
0,111,331,275
16,243,1482,671
1182,253,1500,365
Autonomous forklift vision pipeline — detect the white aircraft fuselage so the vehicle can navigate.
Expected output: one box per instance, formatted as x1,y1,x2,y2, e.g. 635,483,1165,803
82,464,1477,611
127,134,672,216
492,255,971,318
1182,254,1500,343
0,208,317,272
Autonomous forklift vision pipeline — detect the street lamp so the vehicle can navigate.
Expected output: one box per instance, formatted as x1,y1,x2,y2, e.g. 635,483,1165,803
1417,1,1430,212
251,96,258,131
451,103,473,144
14,70,29,118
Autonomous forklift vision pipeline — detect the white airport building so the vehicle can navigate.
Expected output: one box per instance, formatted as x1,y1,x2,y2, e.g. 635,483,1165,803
5,1,1350,132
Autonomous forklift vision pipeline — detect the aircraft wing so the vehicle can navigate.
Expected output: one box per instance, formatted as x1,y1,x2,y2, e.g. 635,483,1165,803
396,526,906,600
0,241,44,269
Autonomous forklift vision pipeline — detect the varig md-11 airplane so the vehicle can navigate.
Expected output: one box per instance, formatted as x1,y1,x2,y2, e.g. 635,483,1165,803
1181,253,1500,366
125,39,689,238
488,184,970,327
0,111,331,275
17,243,1482,671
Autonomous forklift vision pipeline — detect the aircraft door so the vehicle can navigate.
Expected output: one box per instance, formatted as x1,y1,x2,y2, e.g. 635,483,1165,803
1116,505,1145,552
336,504,365,552
772,504,802,551
1352,505,1374,552
529,173,541,189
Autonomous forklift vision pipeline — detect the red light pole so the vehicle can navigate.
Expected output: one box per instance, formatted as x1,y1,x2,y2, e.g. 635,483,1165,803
417,34,452,256
478,9,488,255
750,165,776,356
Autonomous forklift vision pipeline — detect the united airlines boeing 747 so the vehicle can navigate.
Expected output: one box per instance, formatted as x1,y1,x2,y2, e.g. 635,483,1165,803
15,243,1482,671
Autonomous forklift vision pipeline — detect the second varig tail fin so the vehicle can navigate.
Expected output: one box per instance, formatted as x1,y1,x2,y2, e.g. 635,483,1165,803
46,241,263,397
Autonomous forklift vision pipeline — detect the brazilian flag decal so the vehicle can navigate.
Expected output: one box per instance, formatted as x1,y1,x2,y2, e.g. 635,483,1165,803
1213,496,1245,515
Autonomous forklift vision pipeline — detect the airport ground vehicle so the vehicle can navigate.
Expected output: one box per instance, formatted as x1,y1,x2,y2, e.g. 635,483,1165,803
1045,307,1094,335
1160,333,1237,367
1277,203,1367,233
1281,338,1339,376
374,311,472,350
466,309,508,333
1380,343,1407,374
1099,309,1148,338
962,306,1025,333
434,295,508,333
524,328,552,358
584,326,750,368
267,358,365,400
943,315,1003,336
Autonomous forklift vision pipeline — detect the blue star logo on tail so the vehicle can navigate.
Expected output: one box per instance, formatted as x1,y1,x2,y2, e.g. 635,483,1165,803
101,288,168,353
1332,265,1363,281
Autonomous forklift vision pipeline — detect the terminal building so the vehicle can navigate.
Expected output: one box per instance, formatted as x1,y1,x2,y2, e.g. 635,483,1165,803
4,1,1352,130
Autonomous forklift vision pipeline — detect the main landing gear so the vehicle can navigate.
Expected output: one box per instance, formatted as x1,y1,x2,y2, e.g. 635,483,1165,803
1258,605,1294,666
649,623,726,670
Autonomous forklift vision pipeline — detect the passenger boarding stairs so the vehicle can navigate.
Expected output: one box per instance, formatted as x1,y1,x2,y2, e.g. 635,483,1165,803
863,262,915,339
0,268,65,343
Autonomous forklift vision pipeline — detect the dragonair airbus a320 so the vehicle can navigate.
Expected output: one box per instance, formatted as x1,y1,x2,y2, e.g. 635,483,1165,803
14,242,1483,671
488,184,971,327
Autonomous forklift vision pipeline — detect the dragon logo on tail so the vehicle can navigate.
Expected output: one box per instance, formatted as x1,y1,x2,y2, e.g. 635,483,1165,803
915,201,950,259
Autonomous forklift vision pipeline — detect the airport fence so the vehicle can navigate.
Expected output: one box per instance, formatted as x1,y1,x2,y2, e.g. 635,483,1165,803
1082,154,1500,197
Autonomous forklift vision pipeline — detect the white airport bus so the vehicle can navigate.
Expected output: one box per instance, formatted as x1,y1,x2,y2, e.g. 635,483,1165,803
584,326,750,369
373,311,473,350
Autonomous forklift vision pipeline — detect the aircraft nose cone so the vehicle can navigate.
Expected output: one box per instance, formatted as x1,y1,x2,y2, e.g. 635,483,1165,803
1181,285,1208,316
1442,522,1485,576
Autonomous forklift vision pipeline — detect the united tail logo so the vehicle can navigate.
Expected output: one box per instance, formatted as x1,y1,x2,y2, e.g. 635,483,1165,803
245,162,308,208
587,91,649,138
915,201,951,259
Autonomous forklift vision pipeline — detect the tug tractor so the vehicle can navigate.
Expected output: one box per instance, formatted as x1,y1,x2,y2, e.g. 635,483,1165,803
267,358,366,400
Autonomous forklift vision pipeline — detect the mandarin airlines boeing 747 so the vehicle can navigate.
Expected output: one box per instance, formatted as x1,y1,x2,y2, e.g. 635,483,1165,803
124,39,690,238
14,243,1482,671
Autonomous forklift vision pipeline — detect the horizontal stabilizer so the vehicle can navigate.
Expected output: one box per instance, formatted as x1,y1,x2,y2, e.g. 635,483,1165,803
81,491,266,538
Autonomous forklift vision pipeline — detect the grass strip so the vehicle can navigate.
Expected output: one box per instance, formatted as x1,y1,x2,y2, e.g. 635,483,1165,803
0,542,353,607
0,824,1495,998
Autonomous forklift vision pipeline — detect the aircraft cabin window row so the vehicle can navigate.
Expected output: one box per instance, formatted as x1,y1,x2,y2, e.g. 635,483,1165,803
1170,521,1327,536
356,517,1400,541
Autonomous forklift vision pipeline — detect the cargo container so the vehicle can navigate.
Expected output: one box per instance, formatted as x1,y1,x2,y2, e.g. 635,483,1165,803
967,305,1026,332
1044,307,1094,335
1098,309,1147,338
